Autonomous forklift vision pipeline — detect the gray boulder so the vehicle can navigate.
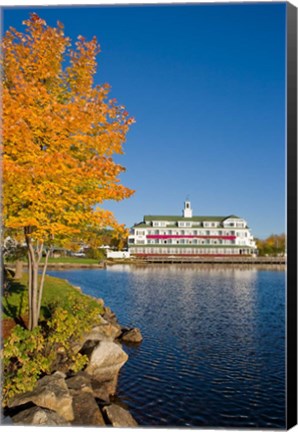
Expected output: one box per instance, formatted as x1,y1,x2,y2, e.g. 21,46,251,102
84,317,122,341
90,378,111,403
121,327,143,343
95,297,105,308
11,406,70,426
66,368,110,403
71,391,105,426
66,372,93,394
8,371,74,421
85,341,128,395
102,404,138,427
103,306,118,324
73,316,122,354
66,372,106,425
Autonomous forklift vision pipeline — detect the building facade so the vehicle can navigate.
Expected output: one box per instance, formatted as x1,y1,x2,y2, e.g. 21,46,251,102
128,201,257,257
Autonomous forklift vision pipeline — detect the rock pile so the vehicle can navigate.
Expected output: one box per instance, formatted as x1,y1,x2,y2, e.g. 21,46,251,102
3,303,143,427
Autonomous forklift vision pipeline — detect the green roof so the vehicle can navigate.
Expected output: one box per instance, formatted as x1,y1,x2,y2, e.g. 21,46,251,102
143,215,240,222
133,223,148,228
131,215,244,229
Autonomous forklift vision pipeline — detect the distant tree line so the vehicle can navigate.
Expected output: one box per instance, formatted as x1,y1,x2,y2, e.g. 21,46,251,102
82,228,129,260
256,233,286,256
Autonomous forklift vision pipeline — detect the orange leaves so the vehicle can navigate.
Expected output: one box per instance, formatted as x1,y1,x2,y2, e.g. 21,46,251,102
3,19,68,90
67,35,100,95
3,13,134,245
23,12,46,25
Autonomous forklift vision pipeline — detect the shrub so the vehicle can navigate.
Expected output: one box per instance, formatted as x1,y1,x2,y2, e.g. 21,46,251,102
84,247,106,261
2,325,50,404
1,293,103,406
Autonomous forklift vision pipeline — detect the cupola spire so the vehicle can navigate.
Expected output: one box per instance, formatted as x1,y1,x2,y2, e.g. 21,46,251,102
183,199,193,218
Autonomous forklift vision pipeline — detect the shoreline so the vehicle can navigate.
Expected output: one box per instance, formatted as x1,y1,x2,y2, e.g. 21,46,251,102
2,275,142,427
105,258,286,265
7,258,286,271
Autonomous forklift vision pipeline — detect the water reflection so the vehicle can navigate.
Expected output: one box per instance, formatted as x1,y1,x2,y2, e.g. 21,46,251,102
47,266,285,428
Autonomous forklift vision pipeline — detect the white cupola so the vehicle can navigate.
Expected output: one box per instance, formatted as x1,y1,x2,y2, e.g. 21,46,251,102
183,200,193,218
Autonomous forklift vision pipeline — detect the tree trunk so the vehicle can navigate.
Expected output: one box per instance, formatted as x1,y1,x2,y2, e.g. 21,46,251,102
31,262,39,329
27,249,33,330
25,230,49,331
14,260,23,280
37,249,50,322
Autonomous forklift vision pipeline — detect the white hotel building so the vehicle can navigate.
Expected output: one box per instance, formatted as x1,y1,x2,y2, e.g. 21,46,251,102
128,201,257,257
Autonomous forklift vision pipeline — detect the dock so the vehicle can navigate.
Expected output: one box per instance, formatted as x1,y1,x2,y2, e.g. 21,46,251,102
139,256,286,265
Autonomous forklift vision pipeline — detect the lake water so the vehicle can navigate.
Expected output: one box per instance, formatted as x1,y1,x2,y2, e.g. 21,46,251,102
47,265,286,428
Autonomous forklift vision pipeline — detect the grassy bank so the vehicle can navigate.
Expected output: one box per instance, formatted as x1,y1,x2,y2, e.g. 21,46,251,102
2,273,102,322
2,273,105,405
42,257,100,264
6,257,101,265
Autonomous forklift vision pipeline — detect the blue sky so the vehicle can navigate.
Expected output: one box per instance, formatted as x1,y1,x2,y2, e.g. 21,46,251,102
2,3,286,238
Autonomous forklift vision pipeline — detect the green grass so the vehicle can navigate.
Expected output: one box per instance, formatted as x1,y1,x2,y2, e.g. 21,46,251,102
42,256,100,264
2,274,102,320
5,257,102,265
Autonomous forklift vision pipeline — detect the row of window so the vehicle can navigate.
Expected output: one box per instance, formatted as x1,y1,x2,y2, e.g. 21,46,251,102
134,229,248,237
146,239,237,245
149,220,246,228
130,247,252,255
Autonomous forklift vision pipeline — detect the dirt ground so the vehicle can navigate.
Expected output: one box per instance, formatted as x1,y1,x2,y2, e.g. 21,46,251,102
2,315,29,340
2,319,16,339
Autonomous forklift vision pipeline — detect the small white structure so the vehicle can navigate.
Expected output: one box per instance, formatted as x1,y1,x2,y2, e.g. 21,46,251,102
183,200,193,218
107,250,131,259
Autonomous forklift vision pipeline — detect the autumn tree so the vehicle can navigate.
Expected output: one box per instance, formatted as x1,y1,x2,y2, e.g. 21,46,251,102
256,233,286,256
94,227,129,250
2,14,135,330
